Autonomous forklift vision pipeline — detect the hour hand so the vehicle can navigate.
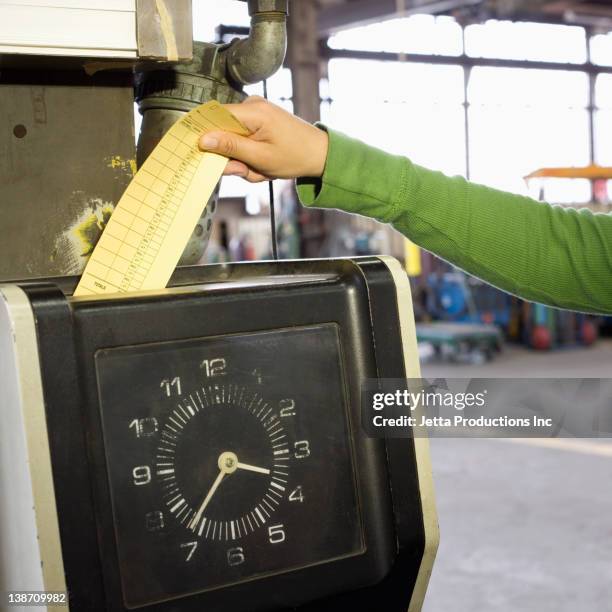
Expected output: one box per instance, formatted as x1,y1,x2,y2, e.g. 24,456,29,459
236,462,270,475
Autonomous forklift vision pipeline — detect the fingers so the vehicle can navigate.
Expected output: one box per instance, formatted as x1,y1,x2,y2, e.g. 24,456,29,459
199,130,262,166
223,160,268,184
243,171,268,184
224,160,249,176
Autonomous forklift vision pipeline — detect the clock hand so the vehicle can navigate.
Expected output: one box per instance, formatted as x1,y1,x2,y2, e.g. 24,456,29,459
188,453,269,531
236,462,270,475
189,451,239,531
189,469,225,531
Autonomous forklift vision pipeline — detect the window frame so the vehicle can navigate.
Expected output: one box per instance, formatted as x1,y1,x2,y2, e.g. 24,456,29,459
319,20,612,201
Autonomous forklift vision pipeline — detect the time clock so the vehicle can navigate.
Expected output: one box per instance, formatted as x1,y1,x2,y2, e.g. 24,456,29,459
0,257,439,612
97,325,362,607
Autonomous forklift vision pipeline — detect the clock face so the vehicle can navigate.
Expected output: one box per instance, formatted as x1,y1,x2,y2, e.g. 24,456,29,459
95,325,363,609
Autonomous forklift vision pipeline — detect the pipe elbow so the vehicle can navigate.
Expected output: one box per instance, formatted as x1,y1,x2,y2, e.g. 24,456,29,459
226,1,289,86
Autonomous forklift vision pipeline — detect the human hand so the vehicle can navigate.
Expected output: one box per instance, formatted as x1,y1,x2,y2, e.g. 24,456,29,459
198,96,329,183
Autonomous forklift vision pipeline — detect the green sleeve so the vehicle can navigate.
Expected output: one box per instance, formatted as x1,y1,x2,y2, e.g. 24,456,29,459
296,128,612,315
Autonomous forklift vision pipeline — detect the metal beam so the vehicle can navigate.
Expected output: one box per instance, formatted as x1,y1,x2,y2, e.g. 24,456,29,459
318,0,484,36
488,10,612,29
321,42,612,75
286,0,322,122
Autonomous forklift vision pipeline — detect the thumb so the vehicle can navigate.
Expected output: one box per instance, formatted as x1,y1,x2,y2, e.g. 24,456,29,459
199,131,260,165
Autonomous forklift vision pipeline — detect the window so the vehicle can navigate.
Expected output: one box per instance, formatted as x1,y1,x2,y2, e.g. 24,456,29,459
325,19,597,204
328,14,463,56
468,68,589,108
595,75,612,166
192,0,250,43
324,59,466,177
465,20,587,64
468,67,591,201
591,32,612,67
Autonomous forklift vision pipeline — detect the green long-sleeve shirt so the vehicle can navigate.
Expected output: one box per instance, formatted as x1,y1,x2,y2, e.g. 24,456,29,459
296,129,612,316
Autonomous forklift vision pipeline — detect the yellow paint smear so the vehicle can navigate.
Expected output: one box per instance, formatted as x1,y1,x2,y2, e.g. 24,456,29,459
73,205,115,257
107,155,137,177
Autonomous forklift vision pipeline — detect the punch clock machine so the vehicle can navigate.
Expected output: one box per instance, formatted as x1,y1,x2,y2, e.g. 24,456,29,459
0,2,439,611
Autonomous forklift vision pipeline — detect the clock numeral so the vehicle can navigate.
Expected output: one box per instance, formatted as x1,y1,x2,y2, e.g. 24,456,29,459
227,547,245,567
181,541,198,562
268,524,286,544
145,511,165,532
200,358,227,378
288,486,305,503
133,466,151,486
294,440,311,460
160,377,182,397
252,368,263,385
279,399,296,418
129,417,158,438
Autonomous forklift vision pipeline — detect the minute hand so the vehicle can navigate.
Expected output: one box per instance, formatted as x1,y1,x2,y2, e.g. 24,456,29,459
189,469,225,530
236,462,270,475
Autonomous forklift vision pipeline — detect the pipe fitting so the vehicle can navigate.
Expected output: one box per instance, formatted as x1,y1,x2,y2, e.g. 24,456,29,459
226,0,289,86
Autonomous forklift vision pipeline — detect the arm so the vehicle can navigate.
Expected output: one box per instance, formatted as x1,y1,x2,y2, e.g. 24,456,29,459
297,129,612,315
200,98,612,315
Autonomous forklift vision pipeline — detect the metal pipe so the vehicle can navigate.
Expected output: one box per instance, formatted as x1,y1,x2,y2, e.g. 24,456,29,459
226,0,289,86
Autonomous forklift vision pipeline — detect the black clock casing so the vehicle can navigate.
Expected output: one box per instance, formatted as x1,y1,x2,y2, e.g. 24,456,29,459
97,324,364,608
7,258,438,611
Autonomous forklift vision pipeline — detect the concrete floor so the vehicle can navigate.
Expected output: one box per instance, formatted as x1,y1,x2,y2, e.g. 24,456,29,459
422,338,612,379
420,340,612,612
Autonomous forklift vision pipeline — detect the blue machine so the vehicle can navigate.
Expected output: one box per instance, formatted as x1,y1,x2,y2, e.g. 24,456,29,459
427,273,512,328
